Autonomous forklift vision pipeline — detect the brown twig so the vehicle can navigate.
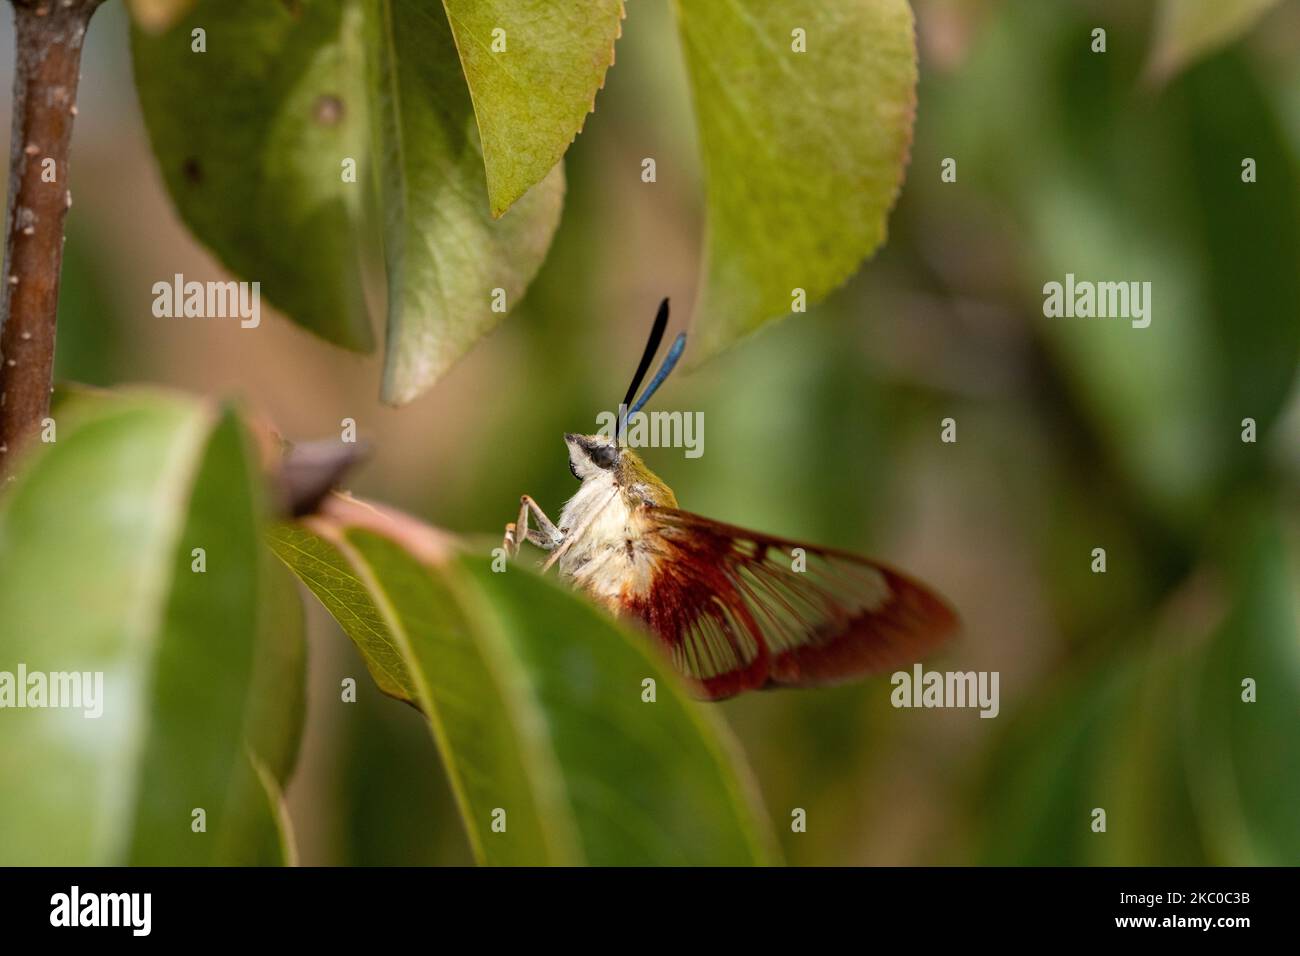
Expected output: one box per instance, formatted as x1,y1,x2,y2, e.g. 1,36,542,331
0,0,103,477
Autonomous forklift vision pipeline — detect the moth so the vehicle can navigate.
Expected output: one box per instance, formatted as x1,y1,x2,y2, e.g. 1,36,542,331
503,300,957,700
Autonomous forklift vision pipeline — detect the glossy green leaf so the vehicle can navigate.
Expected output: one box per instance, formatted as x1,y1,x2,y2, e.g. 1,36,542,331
442,0,624,217
272,507,779,865
366,0,565,404
673,0,917,359
0,391,304,865
132,0,374,352
1147,0,1282,83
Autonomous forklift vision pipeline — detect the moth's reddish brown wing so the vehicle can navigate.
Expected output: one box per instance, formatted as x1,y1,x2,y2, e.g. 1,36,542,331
622,507,958,700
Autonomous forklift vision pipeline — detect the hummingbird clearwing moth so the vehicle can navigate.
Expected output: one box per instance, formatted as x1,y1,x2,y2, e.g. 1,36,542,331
503,299,957,700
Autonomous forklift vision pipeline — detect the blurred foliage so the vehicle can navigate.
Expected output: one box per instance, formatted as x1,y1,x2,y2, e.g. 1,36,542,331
340,683,474,866
1147,0,1283,81
126,0,194,35
52,221,126,388
976,503,1298,865
919,1,1299,528
913,0,1300,865
0,390,302,865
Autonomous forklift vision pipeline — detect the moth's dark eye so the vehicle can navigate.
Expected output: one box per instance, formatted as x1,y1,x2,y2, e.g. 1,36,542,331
588,444,618,469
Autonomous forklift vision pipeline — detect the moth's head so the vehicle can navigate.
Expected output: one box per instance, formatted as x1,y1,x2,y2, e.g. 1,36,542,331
564,433,620,482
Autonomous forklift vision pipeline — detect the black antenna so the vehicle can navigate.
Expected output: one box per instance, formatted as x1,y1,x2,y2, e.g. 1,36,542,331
622,298,670,410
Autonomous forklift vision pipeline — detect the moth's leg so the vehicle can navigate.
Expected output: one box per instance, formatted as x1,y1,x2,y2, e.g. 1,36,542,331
521,495,563,549
502,497,528,558
504,495,561,558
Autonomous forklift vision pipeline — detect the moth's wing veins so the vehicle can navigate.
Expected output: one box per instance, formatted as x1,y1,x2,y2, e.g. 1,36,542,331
626,507,958,699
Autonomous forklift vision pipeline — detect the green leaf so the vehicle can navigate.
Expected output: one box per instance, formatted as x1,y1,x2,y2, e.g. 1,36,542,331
1184,509,1300,864
249,755,300,867
924,4,1300,526
1147,0,1282,83
132,0,374,352
442,0,624,217
976,637,1217,865
272,501,779,865
0,391,304,865
1038,52,1300,523
267,522,419,704
977,505,1300,865
1179,57,1300,452
365,0,565,404
673,0,917,359
133,0,567,399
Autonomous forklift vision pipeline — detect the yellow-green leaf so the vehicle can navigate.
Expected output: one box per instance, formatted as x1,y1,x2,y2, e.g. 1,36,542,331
674,0,917,359
267,521,420,704
366,0,565,404
442,0,625,217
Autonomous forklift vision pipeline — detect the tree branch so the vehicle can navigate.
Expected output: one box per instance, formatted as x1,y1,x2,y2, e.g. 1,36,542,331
0,0,103,477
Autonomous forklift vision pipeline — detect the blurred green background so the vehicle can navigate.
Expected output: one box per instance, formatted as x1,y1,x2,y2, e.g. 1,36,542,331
5,0,1298,864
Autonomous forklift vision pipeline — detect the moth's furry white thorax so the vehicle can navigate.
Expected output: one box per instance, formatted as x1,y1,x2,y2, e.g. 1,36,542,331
556,470,658,607
557,468,621,547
